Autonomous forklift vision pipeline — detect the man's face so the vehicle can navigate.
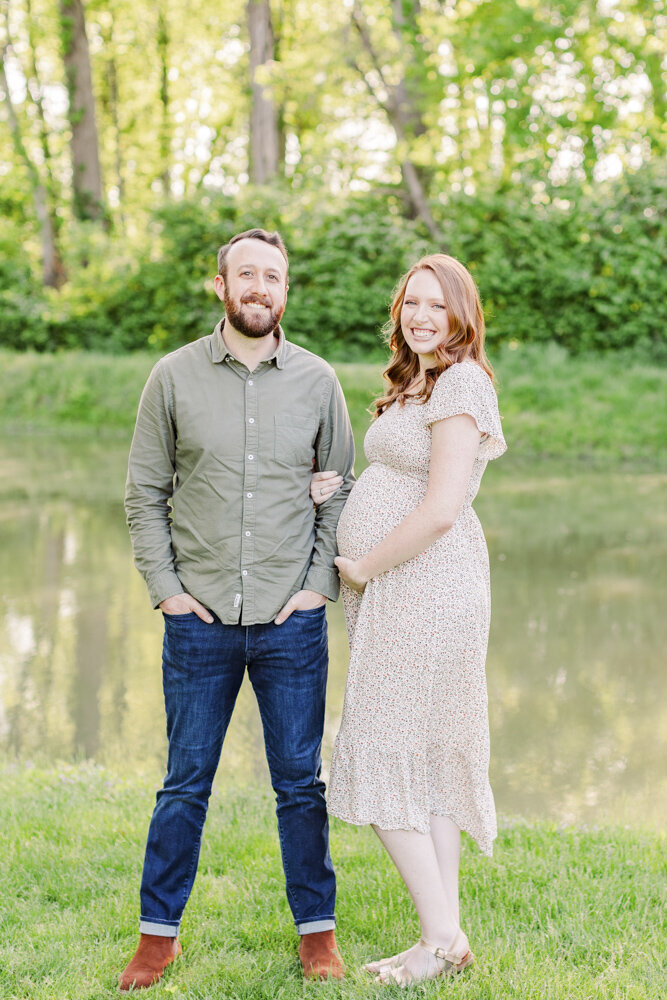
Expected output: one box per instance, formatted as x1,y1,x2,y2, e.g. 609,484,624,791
214,239,288,339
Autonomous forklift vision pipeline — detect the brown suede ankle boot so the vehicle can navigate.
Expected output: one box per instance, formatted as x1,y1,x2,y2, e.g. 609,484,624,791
298,929,345,980
118,933,182,991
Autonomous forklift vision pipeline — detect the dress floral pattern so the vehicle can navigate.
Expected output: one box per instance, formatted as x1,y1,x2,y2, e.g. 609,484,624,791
328,361,506,856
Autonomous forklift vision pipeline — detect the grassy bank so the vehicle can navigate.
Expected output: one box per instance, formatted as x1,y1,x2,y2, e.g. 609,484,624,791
1,344,665,467
1,763,664,1000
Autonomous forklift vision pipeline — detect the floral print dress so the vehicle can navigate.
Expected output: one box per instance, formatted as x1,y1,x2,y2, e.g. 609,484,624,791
328,362,506,855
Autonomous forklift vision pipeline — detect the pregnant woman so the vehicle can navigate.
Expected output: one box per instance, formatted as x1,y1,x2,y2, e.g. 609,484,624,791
312,253,506,986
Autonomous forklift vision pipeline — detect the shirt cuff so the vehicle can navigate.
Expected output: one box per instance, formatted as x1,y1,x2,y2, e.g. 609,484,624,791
147,569,185,609
302,566,340,603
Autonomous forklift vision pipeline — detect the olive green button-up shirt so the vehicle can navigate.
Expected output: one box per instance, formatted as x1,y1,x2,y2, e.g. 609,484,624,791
124,321,356,625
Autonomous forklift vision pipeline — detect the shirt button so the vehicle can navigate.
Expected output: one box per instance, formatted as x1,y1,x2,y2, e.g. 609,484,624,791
242,570,248,577
248,417,255,424
247,492,253,498
248,380,254,386
245,530,251,536
248,454,254,461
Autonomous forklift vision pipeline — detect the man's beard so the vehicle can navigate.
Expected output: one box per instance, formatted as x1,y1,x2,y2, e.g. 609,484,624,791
223,290,284,339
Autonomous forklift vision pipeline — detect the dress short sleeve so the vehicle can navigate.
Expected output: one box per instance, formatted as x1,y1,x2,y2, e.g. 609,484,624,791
421,362,507,461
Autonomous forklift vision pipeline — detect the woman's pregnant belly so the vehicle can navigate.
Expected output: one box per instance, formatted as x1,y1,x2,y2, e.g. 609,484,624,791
336,463,425,560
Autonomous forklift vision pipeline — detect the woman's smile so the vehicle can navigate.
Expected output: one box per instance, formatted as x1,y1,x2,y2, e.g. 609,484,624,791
401,269,451,366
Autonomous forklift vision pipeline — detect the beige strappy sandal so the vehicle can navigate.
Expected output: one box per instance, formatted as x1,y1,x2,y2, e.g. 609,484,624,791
420,938,475,975
375,938,474,987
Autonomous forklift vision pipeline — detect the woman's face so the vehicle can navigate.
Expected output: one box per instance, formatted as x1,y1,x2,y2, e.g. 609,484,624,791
400,269,450,368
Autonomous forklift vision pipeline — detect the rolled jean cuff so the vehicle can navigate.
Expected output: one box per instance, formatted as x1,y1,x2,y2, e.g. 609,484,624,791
139,918,180,937
297,918,336,935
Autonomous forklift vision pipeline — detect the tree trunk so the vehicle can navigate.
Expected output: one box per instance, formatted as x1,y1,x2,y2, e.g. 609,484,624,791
247,0,280,184
157,5,170,195
25,0,58,198
107,53,125,214
390,0,425,141
98,15,125,221
389,0,439,235
350,1,440,239
400,159,439,239
0,47,66,288
59,0,105,222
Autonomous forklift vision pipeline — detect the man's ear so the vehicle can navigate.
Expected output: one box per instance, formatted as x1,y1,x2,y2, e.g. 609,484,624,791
213,274,226,301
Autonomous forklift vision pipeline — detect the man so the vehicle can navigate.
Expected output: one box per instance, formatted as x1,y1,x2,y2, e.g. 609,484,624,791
120,228,355,990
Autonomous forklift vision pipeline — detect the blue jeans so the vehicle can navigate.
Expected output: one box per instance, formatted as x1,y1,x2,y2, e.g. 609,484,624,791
139,606,336,937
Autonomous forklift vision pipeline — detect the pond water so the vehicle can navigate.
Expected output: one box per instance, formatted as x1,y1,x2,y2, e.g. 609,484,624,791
0,435,665,831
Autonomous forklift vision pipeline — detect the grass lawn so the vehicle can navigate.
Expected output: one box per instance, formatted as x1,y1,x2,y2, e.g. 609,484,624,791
1,344,666,468
1,762,664,999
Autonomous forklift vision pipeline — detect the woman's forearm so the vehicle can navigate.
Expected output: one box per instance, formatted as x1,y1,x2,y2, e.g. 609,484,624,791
348,413,481,588
356,499,455,583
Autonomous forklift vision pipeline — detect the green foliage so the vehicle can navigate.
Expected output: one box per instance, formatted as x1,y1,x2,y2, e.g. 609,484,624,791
438,165,667,355
0,220,46,349
3,0,666,301
1,166,665,358
282,198,429,357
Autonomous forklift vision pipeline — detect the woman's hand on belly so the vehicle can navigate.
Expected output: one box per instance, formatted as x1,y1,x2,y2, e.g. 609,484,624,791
334,555,370,593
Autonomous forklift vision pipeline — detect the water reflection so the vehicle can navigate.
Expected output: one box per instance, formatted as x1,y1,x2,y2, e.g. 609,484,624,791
0,437,665,830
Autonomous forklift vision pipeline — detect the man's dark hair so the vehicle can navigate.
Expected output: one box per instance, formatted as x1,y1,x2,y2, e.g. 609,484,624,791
217,229,289,280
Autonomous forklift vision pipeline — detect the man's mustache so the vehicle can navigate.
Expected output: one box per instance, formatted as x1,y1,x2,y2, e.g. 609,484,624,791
241,294,272,308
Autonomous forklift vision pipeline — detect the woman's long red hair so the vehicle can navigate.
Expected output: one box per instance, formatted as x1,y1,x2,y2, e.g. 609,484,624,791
374,254,494,418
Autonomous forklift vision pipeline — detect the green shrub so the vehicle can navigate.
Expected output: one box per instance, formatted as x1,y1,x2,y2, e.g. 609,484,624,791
438,164,667,355
0,220,47,349
1,165,665,358
281,198,428,357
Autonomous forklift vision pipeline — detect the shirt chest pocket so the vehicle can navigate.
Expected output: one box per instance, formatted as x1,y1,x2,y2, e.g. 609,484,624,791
274,415,316,466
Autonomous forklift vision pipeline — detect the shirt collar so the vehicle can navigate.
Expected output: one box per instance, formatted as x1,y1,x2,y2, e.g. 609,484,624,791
210,319,287,370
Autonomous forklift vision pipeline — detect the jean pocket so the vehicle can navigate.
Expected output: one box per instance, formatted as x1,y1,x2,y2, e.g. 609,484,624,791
162,611,196,619
291,605,327,616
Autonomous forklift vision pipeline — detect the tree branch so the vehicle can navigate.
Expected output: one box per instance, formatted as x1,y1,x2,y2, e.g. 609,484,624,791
345,44,390,115
350,1,391,95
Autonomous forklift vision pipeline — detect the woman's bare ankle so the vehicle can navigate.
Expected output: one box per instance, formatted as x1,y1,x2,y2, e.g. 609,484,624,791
422,926,469,959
